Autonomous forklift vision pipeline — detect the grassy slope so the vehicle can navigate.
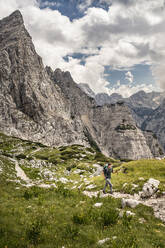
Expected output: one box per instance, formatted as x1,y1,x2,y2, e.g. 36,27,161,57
93,159,165,195
0,133,165,248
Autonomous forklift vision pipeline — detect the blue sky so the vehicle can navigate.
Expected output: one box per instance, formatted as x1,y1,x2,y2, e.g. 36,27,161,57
0,0,165,96
38,0,159,93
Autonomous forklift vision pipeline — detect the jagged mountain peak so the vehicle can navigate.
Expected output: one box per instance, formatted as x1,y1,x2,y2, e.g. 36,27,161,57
0,10,23,26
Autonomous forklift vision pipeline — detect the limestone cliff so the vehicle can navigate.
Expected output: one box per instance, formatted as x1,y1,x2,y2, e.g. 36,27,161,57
48,68,155,160
142,99,165,151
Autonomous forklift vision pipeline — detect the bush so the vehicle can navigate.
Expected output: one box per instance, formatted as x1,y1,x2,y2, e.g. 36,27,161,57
23,187,41,200
100,208,119,227
73,211,89,225
26,218,43,245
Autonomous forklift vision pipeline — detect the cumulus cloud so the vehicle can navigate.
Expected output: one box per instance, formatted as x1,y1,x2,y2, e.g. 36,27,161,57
0,0,165,94
109,83,159,98
77,0,94,11
125,71,134,83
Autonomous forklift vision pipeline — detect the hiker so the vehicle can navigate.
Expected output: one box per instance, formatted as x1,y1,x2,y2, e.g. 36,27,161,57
103,163,113,194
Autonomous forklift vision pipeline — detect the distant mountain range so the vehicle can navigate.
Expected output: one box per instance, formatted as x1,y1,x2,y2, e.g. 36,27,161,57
78,83,165,143
0,10,164,159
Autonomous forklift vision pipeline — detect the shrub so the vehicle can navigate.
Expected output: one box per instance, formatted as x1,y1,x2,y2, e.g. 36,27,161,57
62,224,79,240
73,211,89,225
26,218,43,245
23,187,41,200
100,208,119,227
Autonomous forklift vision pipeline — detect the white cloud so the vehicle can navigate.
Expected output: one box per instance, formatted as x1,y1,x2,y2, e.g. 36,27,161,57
77,0,94,12
109,83,160,98
0,0,165,94
125,71,134,83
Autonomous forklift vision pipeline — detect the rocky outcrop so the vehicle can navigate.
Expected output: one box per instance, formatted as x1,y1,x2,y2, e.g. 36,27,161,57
88,103,153,159
78,83,95,99
0,11,162,160
143,131,164,157
142,99,165,151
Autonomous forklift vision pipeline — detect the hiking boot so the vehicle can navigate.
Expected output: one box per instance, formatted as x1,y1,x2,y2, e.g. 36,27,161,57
103,190,106,194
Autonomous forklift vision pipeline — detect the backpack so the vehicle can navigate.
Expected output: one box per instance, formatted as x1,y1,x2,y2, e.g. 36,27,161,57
103,164,108,177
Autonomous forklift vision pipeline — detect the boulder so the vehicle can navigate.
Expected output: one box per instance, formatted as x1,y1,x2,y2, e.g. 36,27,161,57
140,178,160,198
121,198,140,208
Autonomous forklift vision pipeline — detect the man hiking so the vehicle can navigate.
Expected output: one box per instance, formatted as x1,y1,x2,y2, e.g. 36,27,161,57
103,163,113,194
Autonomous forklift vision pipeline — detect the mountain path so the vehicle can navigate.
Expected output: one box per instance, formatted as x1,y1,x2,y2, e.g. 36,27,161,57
10,158,56,188
10,158,165,223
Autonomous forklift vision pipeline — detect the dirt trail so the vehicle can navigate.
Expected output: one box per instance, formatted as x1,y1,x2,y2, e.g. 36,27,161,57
10,158,56,188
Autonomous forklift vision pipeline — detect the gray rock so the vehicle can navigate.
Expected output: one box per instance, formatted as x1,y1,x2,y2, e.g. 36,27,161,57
121,198,140,208
93,164,103,176
126,210,135,217
94,202,103,207
97,238,110,245
140,178,160,198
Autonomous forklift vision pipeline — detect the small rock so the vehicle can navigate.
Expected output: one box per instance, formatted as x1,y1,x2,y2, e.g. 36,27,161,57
83,190,99,198
138,177,145,181
78,183,83,189
86,184,96,189
139,218,146,224
59,177,69,184
126,210,135,217
71,186,77,189
98,238,110,245
132,183,138,188
123,183,128,188
119,210,124,217
112,236,117,240
94,202,103,207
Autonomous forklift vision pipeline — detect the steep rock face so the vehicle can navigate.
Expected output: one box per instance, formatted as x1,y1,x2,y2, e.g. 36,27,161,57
143,131,164,157
142,99,165,150
89,103,153,160
0,11,88,146
48,68,154,159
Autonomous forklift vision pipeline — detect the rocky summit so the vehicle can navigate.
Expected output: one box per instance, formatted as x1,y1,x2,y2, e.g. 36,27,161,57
0,10,163,160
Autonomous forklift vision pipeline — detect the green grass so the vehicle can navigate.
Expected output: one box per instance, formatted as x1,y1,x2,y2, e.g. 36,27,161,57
92,159,165,194
0,132,165,247
0,178,165,248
